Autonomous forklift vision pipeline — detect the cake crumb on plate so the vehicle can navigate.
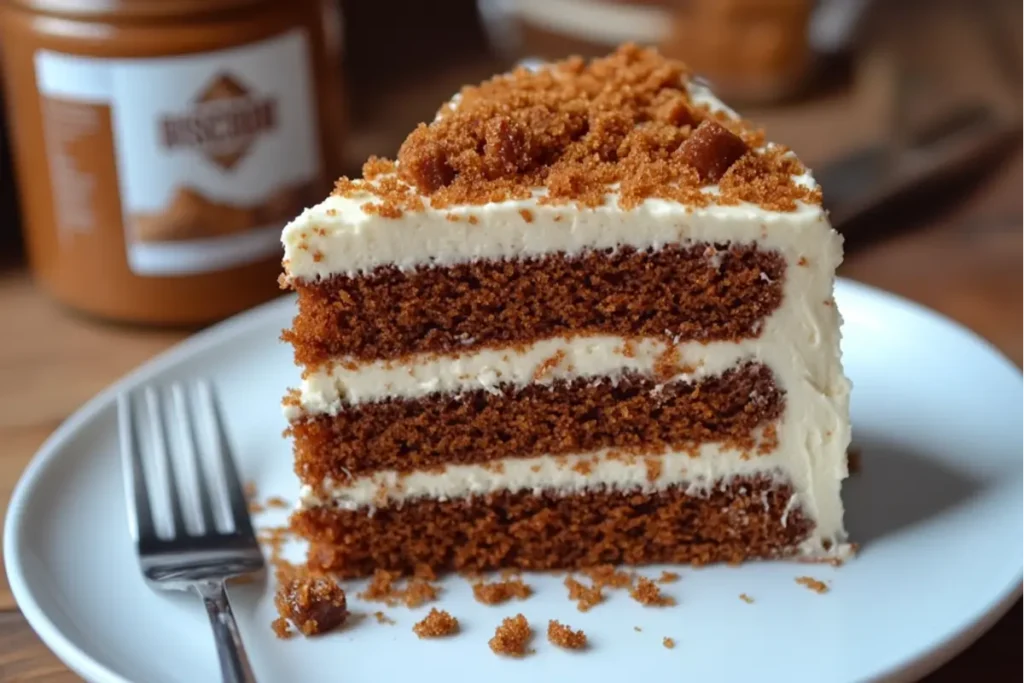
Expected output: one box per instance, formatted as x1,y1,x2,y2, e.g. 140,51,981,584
489,614,533,656
273,574,348,637
473,577,533,605
663,637,676,649
582,564,635,589
271,617,293,639
657,571,680,584
402,579,440,607
564,576,604,611
630,577,676,606
547,620,587,650
413,608,459,638
357,569,441,607
796,576,829,593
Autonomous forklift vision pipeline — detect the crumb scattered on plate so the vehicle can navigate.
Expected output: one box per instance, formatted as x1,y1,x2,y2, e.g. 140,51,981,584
271,617,293,639
795,576,829,593
473,577,533,605
582,564,635,589
357,568,441,607
739,593,755,604
358,569,401,604
273,573,348,637
413,608,459,638
662,637,676,649
402,579,440,607
633,626,642,632
655,569,679,585
374,611,395,625
630,577,676,606
489,614,533,656
266,496,290,509
564,576,604,611
547,620,587,650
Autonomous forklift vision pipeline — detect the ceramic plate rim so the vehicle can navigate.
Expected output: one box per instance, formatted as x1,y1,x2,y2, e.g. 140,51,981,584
4,278,1022,683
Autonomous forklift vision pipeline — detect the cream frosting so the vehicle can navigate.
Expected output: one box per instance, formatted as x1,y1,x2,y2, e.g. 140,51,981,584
293,334,748,415
300,441,778,510
281,185,821,282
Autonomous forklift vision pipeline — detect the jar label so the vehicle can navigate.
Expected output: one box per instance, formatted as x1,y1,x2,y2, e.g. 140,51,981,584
34,30,321,276
487,0,672,47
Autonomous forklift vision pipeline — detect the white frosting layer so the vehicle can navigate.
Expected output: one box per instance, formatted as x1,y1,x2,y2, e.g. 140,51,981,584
300,442,779,510
293,334,747,415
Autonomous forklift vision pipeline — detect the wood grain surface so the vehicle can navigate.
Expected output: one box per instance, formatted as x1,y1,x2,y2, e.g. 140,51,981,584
0,1,1020,679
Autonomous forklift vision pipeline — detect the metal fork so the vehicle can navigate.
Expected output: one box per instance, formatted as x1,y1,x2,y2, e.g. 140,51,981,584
119,380,263,683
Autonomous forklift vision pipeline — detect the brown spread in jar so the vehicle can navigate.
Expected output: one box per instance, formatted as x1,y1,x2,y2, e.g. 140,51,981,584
482,0,813,104
0,0,346,325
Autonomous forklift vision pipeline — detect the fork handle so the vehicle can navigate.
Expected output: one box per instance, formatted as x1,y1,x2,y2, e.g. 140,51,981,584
196,581,258,683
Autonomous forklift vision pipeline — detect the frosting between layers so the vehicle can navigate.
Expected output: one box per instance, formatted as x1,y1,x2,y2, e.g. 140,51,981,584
293,334,759,415
299,440,782,510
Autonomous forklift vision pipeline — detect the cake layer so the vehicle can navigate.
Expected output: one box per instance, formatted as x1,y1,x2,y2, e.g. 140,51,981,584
284,243,785,366
293,476,813,578
289,362,782,481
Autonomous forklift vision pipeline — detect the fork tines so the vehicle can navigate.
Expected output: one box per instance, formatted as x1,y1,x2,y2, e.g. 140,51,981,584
119,380,255,548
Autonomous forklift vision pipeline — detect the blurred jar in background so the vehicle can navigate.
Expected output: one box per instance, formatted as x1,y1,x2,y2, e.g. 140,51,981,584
480,0,857,104
1,44,20,255
0,0,346,325
664,0,814,103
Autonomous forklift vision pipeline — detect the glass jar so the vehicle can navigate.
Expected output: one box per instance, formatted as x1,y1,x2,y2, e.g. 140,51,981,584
479,0,820,105
0,0,346,325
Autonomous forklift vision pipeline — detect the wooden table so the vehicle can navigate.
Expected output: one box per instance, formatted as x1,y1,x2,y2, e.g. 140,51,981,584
0,7,1021,679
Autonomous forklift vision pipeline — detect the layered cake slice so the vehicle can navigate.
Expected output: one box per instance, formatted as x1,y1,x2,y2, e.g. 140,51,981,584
280,45,852,578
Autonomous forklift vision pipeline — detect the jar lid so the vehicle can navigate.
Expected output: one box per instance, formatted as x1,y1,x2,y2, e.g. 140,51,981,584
3,0,269,20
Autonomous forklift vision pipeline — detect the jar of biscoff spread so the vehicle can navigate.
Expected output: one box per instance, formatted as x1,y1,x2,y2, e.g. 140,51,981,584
0,0,345,325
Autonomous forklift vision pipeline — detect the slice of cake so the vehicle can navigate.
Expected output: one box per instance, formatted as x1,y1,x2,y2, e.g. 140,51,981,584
280,45,852,578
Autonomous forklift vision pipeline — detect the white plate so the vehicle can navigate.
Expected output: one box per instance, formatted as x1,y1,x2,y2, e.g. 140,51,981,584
5,279,1022,683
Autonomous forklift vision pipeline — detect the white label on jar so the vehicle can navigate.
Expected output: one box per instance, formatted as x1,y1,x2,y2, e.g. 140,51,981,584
496,0,671,46
35,30,322,276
